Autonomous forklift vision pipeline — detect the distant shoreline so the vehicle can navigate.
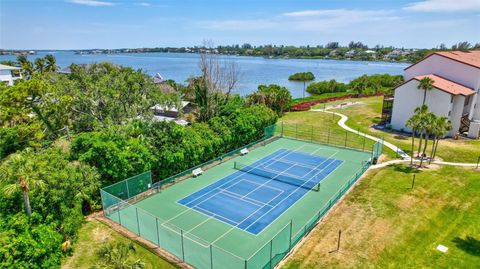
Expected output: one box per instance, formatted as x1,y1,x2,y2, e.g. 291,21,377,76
1,49,417,64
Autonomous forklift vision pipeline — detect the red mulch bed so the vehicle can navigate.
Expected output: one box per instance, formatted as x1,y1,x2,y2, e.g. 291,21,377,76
290,93,384,111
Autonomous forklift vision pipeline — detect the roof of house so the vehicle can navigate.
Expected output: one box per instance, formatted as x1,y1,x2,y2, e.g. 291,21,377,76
413,74,476,96
405,50,480,70
0,64,21,71
151,101,190,112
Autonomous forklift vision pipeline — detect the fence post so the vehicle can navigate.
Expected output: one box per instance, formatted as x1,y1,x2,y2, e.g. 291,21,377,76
244,260,247,269
181,230,185,261
126,180,130,199
269,239,273,269
156,218,160,247
327,128,330,144
295,124,298,139
344,131,347,147
135,207,140,235
289,220,293,250
311,126,314,142
477,156,480,169
281,121,284,137
118,207,122,226
210,244,213,269
362,134,366,151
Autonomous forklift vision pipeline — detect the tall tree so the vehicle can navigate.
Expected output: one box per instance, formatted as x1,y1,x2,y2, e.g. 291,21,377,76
430,116,452,163
44,54,58,72
414,105,429,156
0,150,45,216
16,55,34,78
405,114,421,166
195,41,239,122
34,58,46,74
418,77,434,105
419,113,436,167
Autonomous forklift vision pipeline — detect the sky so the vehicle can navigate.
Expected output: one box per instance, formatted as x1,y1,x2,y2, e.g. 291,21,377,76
0,0,479,50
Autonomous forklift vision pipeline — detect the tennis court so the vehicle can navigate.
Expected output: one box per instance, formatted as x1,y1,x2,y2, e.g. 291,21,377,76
178,149,342,234
101,125,382,269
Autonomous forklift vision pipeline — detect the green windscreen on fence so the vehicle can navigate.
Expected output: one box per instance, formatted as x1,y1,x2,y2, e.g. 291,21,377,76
276,122,374,152
102,171,152,200
99,125,379,269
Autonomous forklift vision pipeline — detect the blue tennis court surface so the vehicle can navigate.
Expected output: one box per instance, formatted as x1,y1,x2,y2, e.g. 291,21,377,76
178,149,343,234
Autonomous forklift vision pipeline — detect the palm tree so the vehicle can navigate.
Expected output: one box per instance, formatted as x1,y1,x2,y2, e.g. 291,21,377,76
419,113,436,167
0,150,45,216
34,58,46,74
17,55,34,78
95,242,145,269
406,114,421,166
430,116,452,163
44,54,58,72
418,77,434,105
413,105,429,157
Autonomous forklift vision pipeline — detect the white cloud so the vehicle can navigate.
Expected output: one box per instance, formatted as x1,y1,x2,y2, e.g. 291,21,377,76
283,9,394,18
67,0,115,7
200,9,398,32
404,0,480,12
135,2,151,7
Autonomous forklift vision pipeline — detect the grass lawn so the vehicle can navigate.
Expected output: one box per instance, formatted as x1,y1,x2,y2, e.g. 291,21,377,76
308,95,480,163
283,164,480,268
280,110,378,153
62,218,178,269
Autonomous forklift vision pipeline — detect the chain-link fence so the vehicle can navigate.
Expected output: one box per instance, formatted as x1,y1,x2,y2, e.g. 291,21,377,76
100,123,381,269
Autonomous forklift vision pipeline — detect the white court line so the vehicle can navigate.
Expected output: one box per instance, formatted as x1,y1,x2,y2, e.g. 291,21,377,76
219,178,285,207
168,149,291,223
241,148,341,232
239,162,296,200
209,146,308,243
219,189,271,208
261,147,339,180
221,177,285,194
167,149,294,239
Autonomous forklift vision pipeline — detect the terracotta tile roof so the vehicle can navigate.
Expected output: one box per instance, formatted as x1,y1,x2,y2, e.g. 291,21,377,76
406,50,480,70
414,74,475,96
434,51,480,69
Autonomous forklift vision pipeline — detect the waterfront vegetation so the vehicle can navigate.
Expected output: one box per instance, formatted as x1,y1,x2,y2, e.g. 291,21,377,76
0,55,279,268
1,52,479,269
307,74,403,95
4,41,477,64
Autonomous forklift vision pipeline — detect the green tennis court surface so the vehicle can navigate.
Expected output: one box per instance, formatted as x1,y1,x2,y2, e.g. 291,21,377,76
101,133,378,269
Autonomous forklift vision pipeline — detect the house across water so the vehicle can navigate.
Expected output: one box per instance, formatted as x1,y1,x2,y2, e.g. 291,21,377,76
0,64,22,86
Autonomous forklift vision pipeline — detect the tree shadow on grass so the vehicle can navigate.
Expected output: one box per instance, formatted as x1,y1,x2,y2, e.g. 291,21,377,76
392,164,419,174
452,236,480,257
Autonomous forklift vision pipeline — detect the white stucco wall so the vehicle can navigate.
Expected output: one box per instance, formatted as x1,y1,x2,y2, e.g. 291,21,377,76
450,95,466,136
404,54,480,120
391,80,452,133
405,54,480,90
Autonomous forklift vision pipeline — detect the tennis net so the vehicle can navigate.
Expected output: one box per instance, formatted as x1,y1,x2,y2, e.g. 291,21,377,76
233,161,320,191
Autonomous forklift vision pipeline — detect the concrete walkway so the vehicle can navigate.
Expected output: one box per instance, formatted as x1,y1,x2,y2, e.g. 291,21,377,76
370,159,479,169
311,109,410,159
310,108,479,168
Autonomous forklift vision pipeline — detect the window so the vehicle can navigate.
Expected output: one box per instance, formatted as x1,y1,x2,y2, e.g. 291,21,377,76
448,110,452,116
464,95,470,106
451,96,454,103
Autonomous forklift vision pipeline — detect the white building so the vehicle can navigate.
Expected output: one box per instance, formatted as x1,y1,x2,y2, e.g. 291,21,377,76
0,64,22,86
390,51,480,138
